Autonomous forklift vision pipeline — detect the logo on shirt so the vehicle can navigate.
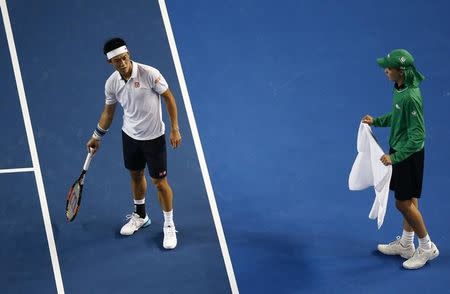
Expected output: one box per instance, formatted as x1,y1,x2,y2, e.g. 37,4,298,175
134,81,140,88
395,104,401,110
411,110,417,116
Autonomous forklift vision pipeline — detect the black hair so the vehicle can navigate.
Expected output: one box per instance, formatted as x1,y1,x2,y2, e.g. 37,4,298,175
103,38,127,55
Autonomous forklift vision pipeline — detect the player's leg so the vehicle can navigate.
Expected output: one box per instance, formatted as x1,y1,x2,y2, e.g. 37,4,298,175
151,176,177,249
120,131,151,236
395,149,438,269
393,198,419,254
378,199,430,261
397,199,426,238
378,148,416,258
397,198,439,269
151,176,173,213
143,134,177,249
130,169,148,218
402,197,418,232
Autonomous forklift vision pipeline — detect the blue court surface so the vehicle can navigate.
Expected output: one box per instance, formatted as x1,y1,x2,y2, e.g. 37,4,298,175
1,0,450,293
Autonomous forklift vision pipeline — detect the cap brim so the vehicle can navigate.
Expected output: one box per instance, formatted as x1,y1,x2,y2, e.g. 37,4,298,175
376,57,389,68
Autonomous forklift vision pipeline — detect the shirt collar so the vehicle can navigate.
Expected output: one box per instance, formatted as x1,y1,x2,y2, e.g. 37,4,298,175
130,61,138,79
394,82,406,90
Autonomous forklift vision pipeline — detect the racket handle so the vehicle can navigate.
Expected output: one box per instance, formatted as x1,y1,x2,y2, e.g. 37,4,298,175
83,151,94,171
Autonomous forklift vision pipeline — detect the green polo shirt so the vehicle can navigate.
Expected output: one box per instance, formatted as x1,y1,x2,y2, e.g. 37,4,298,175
373,84,425,164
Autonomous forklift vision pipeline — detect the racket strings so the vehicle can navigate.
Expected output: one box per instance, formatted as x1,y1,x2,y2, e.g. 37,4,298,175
66,184,81,220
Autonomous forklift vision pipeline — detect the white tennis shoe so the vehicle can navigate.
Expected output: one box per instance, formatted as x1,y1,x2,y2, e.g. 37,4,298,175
163,224,178,249
403,242,439,270
120,213,151,236
377,236,415,259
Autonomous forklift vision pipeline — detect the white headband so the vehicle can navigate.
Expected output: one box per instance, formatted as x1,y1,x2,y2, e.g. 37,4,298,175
106,45,128,60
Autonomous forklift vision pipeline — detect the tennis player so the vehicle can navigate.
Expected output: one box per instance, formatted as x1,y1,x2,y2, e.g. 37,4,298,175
362,49,439,269
86,37,181,249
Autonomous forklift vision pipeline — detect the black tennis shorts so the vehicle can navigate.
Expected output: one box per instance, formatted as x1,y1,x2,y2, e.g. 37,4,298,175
122,131,167,179
389,147,424,201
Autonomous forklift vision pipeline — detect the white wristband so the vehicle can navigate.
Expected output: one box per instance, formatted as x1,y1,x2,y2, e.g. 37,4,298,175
92,124,108,140
92,131,102,141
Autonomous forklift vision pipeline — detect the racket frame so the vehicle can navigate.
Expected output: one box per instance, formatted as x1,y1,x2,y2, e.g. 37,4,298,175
65,152,93,221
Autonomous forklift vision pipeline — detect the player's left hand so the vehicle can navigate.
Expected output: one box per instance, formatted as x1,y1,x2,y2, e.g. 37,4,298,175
170,128,182,149
380,154,392,166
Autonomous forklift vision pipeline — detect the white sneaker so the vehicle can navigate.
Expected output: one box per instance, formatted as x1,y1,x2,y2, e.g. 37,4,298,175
163,225,178,249
120,213,151,236
377,236,415,259
403,242,439,270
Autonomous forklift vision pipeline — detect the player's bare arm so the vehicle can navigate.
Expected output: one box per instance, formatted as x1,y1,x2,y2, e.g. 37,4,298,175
86,103,117,153
161,89,181,149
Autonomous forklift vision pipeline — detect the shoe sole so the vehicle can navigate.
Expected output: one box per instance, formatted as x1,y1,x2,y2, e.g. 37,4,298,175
142,218,151,227
163,243,177,250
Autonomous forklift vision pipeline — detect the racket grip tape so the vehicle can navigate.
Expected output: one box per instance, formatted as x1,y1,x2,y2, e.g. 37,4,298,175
83,151,94,171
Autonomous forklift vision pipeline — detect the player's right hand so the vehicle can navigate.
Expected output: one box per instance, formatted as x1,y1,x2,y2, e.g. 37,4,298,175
86,137,101,154
361,115,374,125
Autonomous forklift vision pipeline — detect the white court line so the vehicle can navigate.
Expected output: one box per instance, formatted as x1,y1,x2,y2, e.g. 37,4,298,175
0,1,65,293
0,167,34,174
158,1,239,293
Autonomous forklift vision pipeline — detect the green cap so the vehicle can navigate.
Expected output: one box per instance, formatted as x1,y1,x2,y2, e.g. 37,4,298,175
377,49,415,69
377,49,424,87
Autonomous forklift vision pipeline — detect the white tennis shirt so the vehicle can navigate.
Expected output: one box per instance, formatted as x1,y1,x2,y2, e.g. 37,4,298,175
105,61,169,140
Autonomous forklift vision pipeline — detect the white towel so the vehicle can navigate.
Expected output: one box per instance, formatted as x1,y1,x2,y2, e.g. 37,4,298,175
349,123,392,229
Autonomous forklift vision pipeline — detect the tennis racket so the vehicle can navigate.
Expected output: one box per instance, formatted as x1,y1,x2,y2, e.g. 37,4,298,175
66,151,94,222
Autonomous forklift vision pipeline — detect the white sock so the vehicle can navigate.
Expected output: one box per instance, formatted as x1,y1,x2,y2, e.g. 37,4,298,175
418,234,432,250
163,210,174,227
400,230,414,247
